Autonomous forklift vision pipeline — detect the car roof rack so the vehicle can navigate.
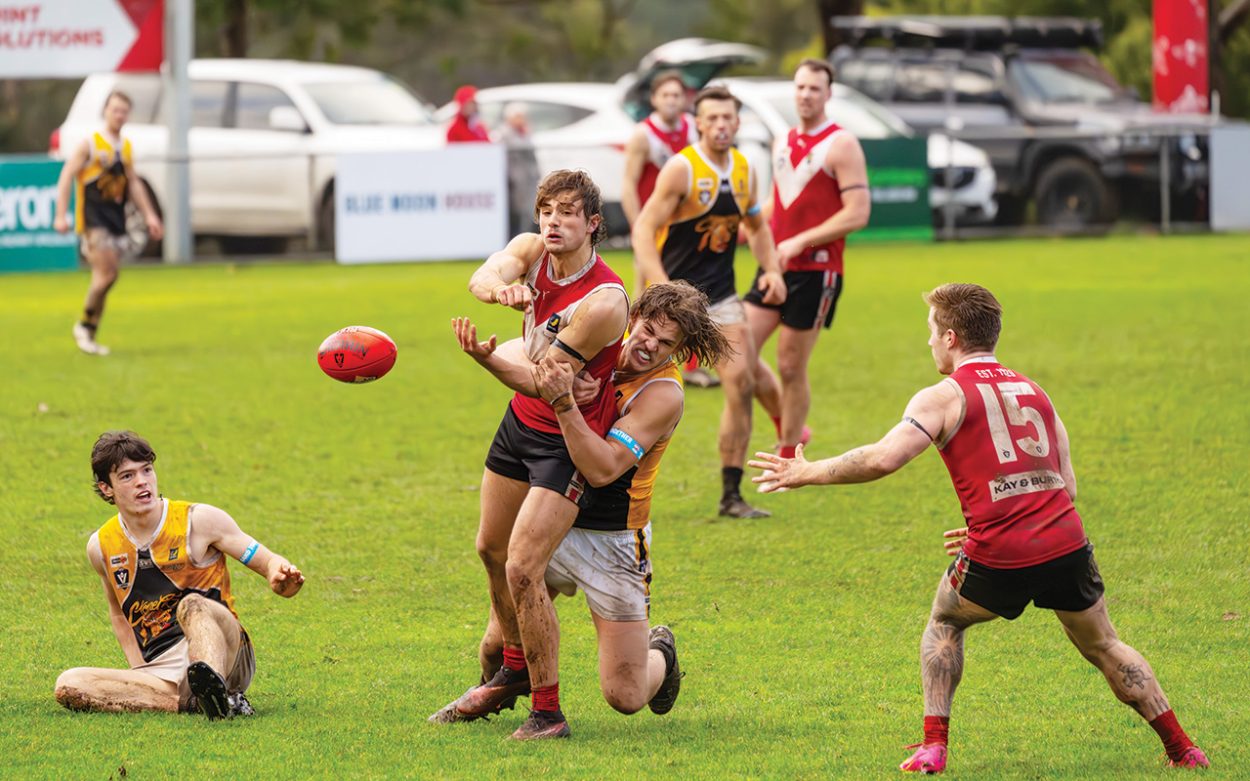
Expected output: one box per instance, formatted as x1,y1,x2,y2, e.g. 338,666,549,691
829,16,1103,52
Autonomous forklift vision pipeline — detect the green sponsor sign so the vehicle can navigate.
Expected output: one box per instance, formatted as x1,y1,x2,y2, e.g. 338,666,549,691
0,156,78,272
851,137,933,243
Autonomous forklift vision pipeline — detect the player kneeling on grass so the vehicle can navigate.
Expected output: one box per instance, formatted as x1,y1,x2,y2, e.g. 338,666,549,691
55,431,304,720
435,281,728,731
749,283,1207,774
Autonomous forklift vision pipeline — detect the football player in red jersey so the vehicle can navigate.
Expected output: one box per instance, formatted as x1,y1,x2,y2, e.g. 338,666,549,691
745,59,870,460
455,170,629,739
749,284,1208,773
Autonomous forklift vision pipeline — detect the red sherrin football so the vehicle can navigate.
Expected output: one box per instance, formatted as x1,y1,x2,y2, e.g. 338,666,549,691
318,326,397,383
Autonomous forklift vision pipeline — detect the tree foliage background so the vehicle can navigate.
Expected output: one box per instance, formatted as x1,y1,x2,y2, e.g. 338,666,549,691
2,0,1247,152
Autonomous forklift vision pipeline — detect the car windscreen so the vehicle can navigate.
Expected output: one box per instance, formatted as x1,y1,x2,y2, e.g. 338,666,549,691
763,92,910,140
1008,54,1127,104
303,78,433,125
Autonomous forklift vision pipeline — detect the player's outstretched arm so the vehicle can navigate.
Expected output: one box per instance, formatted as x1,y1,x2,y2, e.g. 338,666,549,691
749,383,951,491
88,534,145,667
53,140,90,234
191,504,304,598
535,361,682,487
775,134,870,267
631,156,689,286
468,233,545,310
621,127,649,226
536,287,629,375
452,320,602,402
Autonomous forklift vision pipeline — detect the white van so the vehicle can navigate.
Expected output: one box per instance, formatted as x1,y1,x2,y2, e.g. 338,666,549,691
53,59,442,251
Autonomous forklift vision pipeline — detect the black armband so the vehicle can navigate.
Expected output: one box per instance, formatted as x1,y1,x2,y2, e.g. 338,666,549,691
903,415,934,441
552,338,587,363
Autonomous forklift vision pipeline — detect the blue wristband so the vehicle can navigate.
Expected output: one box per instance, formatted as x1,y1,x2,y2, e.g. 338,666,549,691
240,541,259,565
746,203,762,216
609,427,645,460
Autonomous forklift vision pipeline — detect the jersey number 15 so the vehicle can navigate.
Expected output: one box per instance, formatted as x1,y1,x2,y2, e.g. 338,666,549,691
976,381,1050,464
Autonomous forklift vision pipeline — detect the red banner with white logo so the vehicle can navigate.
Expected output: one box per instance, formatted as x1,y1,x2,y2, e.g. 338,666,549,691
1153,0,1209,113
0,0,162,78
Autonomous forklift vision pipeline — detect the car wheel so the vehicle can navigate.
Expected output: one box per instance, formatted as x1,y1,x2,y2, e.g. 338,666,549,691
1033,157,1117,229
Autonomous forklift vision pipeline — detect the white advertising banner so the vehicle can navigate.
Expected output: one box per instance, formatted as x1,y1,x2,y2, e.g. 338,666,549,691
1210,125,1250,232
335,145,508,264
0,0,163,77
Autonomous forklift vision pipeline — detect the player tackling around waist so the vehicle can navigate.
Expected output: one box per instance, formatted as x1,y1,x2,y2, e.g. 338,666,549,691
55,431,304,720
435,281,728,733
749,283,1208,773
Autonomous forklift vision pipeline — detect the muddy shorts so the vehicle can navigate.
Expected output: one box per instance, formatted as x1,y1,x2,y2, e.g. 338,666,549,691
546,523,653,622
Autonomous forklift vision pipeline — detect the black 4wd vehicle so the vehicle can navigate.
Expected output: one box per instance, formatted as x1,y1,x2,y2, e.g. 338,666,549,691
830,16,1216,228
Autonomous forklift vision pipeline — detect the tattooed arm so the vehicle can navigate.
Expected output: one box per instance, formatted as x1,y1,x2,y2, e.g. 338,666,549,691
750,383,954,491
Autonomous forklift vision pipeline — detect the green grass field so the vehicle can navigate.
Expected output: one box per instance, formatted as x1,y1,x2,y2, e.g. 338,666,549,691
2,234,1248,779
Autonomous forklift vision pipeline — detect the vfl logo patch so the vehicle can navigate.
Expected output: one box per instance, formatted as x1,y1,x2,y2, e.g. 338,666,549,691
168,547,179,561
546,314,562,333
698,189,713,205
113,568,130,588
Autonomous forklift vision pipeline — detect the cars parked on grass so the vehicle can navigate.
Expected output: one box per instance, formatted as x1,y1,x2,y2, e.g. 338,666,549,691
53,59,442,252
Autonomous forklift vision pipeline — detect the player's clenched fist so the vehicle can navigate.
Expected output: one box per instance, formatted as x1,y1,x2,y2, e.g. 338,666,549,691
492,283,534,313
268,562,304,597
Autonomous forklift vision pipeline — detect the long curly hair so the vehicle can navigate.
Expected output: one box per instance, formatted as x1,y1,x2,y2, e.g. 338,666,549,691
632,281,731,368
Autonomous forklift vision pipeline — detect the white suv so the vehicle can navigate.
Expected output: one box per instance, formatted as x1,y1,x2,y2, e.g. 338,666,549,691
53,59,442,251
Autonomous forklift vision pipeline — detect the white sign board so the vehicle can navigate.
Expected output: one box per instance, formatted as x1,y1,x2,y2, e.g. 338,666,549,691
1210,125,1250,232
0,0,163,77
335,145,508,264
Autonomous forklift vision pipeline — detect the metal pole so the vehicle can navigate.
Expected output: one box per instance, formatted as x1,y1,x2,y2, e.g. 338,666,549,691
1160,133,1171,235
162,0,193,263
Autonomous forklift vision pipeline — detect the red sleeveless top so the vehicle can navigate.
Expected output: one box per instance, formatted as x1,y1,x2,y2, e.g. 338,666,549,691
509,251,626,437
938,358,1087,568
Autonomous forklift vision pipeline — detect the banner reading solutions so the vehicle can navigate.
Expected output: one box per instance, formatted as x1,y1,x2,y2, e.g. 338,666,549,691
852,137,933,242
335,145,508,264
0,156,78,273
0,0,162,77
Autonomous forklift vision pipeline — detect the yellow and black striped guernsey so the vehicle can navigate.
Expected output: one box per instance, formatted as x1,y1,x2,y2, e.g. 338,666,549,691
657,144,752,304
575,360,683,532
75,132,132,236
96,500,239,663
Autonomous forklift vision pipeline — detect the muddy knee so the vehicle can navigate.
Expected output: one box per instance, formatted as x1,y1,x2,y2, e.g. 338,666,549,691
175,593,209,624
603,688,646,715
504,557,543,595
54,669,92,710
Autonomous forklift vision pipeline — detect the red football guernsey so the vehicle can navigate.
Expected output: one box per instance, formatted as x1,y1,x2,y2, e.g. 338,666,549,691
636,114,698,208
509,251,626,437
938,358,1087,568
770,120,846,274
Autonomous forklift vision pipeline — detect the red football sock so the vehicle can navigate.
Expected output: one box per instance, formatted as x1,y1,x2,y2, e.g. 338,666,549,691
502,645,527,672
779,445,797,459
771,415,782,436
923,715,950,746
1149,709,1194,762
532,682,559,712
685,354,698,372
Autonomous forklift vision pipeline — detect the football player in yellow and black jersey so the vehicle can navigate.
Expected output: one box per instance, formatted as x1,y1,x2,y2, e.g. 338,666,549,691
54,90,163,356
54,432,304,720
432,281,729,727
631,85,787,521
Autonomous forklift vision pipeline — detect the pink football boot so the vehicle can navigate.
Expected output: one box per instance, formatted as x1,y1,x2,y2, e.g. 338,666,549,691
1168,746,1210,769
900,744,947,774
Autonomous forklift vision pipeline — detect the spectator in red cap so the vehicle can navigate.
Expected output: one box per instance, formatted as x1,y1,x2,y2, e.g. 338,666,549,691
447,85,491,143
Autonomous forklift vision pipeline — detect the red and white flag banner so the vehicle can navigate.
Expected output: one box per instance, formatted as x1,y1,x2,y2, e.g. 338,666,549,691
1153,0,1210,114
0,0,162,78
